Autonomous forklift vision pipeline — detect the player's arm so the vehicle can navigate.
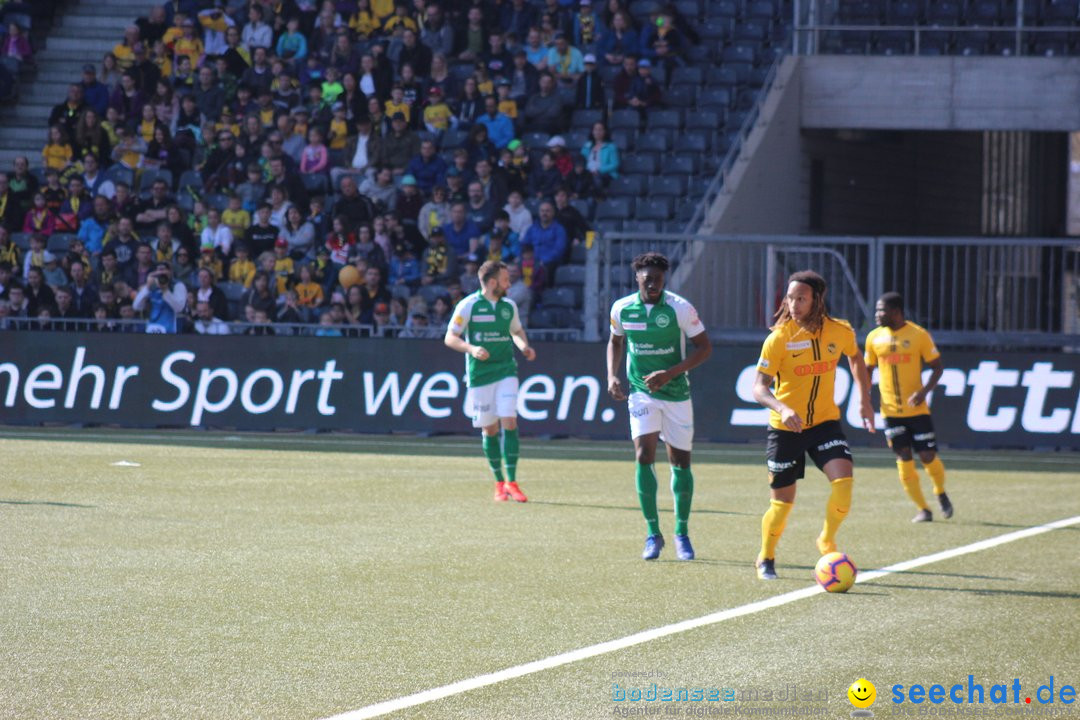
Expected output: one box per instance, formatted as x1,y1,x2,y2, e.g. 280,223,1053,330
606,332,626,401
908,356,944,407
443,311,488,360
643,331,711,392
509,304,536,360
752,371,803,433
847,350,876,433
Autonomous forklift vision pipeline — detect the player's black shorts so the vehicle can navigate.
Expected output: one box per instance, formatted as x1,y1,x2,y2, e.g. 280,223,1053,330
765,420,852,489
883,414,937,453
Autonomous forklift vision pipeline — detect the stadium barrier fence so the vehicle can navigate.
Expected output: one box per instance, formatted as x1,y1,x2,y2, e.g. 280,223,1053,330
2,333,1080,449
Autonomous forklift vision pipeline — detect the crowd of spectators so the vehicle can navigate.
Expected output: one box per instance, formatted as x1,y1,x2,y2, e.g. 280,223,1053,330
0,0,700,336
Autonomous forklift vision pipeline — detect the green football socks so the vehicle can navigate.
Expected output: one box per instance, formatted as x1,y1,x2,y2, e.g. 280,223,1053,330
502,428,519,482
671,466,694,536
482,433,504,482
636,463,661,536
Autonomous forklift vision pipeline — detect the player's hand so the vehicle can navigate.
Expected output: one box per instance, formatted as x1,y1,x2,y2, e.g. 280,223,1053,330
469,345,489,361
780,406,803,433
521,346,536,361
643,369,671,392
907,389,927,407
608,376,626,401
860,404,876,433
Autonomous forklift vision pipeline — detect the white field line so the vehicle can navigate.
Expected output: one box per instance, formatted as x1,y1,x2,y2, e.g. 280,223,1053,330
320,515,1080,720
0,430,1077,465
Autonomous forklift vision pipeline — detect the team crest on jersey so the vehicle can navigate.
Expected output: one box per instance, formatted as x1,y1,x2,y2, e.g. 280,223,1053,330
655,313,671,328
500,306,512,320
902,339,911,348
827,343,837,354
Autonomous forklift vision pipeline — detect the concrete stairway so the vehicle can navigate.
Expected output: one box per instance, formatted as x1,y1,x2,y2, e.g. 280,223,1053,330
0,0,150,170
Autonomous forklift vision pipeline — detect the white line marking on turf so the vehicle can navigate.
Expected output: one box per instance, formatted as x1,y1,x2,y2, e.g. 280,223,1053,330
1,431,1076,465
321,515,1080,720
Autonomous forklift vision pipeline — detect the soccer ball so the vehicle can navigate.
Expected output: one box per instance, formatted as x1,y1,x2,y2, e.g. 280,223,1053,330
814,552,857,593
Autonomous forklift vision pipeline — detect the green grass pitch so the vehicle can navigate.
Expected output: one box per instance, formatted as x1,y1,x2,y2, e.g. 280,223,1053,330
1,428,1078,720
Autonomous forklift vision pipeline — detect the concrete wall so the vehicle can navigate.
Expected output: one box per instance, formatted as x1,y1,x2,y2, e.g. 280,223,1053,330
802,56,1080,131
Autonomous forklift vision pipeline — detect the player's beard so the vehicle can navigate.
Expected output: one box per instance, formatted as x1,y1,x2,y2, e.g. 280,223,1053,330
493,284,507,299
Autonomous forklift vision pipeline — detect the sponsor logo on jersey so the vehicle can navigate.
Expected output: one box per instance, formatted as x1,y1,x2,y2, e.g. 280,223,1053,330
827,343,837,354
655,313,671,328
913,432,936,441
472,314,496,323
793,359,838,376
758,358,770,368
786,340,812,350
623,322,647,331
881,353,912,365
816,438,849,452
902,339,911,349
884,426,907,438
767,459,797,472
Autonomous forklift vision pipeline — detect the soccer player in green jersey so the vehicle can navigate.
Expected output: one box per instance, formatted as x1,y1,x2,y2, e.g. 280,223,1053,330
606,252,712,560
445,260,537,502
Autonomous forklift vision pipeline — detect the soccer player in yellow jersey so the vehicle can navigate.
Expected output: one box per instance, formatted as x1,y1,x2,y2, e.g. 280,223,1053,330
752,270,875,580
865,292,953,523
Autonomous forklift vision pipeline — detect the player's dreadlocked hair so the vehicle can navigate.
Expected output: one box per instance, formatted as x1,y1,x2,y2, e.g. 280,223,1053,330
631,252,670,273
879,291,904,313
772,270,829,333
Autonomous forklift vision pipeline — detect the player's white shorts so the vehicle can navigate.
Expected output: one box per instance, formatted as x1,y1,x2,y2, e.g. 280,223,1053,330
628,391,694,451
466,376,519,428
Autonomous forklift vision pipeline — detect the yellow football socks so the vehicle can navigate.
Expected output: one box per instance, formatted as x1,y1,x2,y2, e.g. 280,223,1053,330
759,498,793,561
818,476,853,554
923,456,947,495
897,459,928,510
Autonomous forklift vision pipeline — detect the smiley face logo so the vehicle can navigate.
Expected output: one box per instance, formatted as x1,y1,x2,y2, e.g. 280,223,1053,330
848,679,876,709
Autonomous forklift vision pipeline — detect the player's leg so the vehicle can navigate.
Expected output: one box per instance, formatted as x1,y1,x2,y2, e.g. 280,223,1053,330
913,416,951,518
887,419,931,522
495,377,527,502
660,398,695,560
809,422,854,554
469,382,506,500
634,432,664,559
757,428,803,579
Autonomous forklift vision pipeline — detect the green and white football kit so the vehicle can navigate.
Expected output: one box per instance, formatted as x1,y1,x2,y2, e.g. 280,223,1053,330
609,290,706,451
448,290,524,428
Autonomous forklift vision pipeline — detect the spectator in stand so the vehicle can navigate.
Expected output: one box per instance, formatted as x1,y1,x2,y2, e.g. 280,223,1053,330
228,242,255,287
504,189,532,237
612,54,637,109
134,179,174,235
599,10,639,66
506,260,532,325
1,22,32,68
406,139,448,195
172,246,196,287
42,126,74,172
194,266,229,320
456,6,487,62
300,126,330,180
331,115,374,189
335,176,376,228
137,5,169,46
477,95,514,151
443,202,482,258
375,112,420,175
622,57,661,116
474,157,508,209
80,65,111,118
465,181,494,234
546,31,584,86
78,196,113,255
554,187,590,245
192,299,230,333
576,53,606,113
421,4,454,57
523,73,568,135
521,200,567,280
573,0,606,53
68,259,97,317
421,226,456,286
419,184,451,240
507,49,540,108
276,16,308,63
395,175,424,226
501,0,537,40
523,28,548,70
422,86,455,137
110,72,146,123
529,151,562,199
23,194,57,237
278,205,315,257
360,166,398,213
581,119,619,187
518,242,547,294
201,208,233,257
242,269,276,320
134,261,186,333
193,66,225,121
100,52,122,88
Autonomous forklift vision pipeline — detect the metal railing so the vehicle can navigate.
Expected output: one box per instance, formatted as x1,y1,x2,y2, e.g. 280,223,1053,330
793,0,1080,56
597,232,1080,347
0,316,583,341
682,53,784,237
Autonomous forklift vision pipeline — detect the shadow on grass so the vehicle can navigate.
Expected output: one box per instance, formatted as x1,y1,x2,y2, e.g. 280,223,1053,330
530,500,757,517
870,583,1080,600
0,499,95,508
